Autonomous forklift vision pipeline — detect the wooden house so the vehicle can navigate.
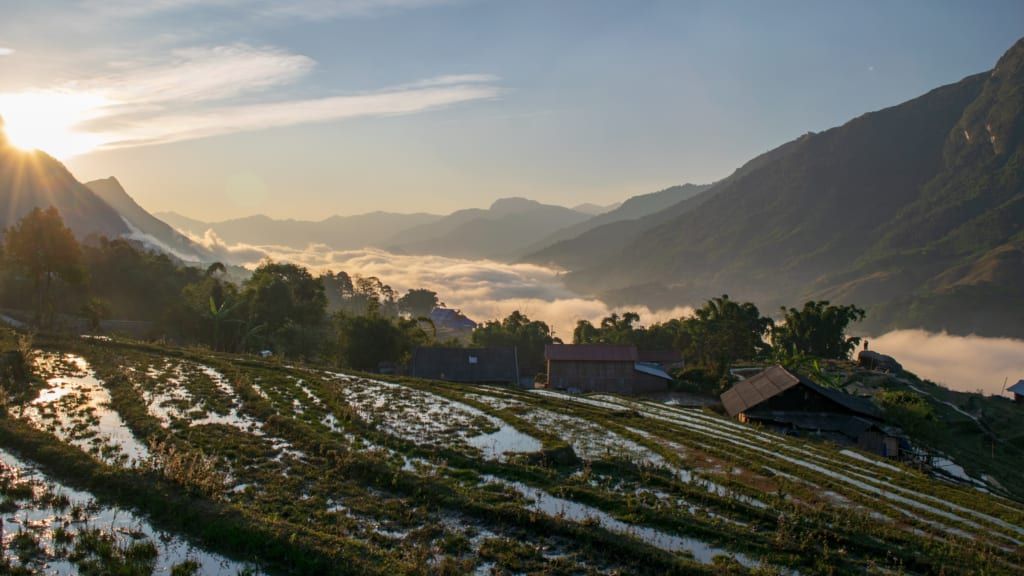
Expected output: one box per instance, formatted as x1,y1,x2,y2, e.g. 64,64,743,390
544,344,673,394
410,347,519,385
721,365,901,458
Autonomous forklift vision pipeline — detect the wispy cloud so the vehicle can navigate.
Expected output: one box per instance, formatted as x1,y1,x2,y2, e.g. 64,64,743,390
93,45,316,104
98,80,500,148
77,0,455,21
0,47,13,56
0,42,498,155
257,0,457,20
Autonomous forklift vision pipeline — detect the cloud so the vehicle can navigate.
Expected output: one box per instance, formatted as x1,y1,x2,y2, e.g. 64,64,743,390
77,0,455,21
187,229,271,263
97,80,500,148
205,244,693,338
0,47,13,56
171,237,1024,390
867,330,1024,397
0,41,498,155
94,44,316,104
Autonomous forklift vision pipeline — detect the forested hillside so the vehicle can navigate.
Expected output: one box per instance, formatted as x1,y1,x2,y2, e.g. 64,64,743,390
555,38,1024,338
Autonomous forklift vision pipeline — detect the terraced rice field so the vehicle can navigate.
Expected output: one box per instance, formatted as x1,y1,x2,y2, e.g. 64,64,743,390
1,336,1021,575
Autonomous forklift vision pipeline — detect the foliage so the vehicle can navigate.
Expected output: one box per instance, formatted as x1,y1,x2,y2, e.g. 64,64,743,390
333,310,431,371
574,312,690,352
398,288,440,318
671,367,722,395
143,437,227,498
80,297,110,332
78,237,203,328
3,207,83,324
876,390,936,436
471,311,559,377
772,301,866,359
679,295,773,375
242,261,326,357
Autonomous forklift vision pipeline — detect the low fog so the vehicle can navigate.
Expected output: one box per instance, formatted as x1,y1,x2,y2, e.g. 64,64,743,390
196,236,693,339
196,233,1024,396
867,330,1024,397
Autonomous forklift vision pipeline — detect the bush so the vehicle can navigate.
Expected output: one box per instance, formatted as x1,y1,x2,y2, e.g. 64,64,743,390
672,367,726,395
877,390,935,435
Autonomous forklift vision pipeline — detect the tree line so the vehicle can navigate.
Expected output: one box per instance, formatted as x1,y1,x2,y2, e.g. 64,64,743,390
0,208,866,382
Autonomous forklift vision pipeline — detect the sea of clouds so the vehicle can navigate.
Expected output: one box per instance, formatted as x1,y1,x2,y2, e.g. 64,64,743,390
194,233,1024,397
194,234,694,340
866,330,1024,397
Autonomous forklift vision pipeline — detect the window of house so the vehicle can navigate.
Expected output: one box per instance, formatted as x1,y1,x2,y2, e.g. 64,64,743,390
468,356,478,364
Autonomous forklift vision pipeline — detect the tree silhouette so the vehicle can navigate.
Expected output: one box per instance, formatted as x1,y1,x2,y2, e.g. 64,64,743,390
4,207,82,325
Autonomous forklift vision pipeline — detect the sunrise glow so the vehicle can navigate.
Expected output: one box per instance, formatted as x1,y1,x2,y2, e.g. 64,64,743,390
0,90,109,158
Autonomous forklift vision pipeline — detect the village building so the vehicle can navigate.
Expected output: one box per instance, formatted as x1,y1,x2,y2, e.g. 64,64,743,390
721,365,902,458
543,344,674,394
429,308,477,332
1009,380,1024,404
410,346,519,385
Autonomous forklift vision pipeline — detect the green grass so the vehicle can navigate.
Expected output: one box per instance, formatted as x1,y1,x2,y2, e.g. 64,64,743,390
0,332,1020,575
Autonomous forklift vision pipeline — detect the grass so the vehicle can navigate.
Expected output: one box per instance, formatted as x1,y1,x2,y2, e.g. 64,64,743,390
0,329,1020,574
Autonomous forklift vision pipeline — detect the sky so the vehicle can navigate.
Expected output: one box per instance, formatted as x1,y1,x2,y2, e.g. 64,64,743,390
0,1,1022,220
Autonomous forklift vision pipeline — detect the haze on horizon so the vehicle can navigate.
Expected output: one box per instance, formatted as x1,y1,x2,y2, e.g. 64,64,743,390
1,0,1022,220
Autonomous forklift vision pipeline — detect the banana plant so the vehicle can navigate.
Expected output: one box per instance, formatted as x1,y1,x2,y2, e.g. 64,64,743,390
209,296,241,352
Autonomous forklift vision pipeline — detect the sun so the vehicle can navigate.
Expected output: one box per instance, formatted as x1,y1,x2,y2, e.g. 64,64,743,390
0,91,109,159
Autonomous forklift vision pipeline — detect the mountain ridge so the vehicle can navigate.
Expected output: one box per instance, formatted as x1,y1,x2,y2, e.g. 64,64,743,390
551,38,1024,338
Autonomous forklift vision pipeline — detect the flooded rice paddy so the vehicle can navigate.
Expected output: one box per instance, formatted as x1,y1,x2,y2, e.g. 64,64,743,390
0,337,1020,574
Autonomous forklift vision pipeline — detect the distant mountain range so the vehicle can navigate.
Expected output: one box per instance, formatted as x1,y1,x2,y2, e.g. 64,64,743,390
384,197,593,260
157,210,442,254
3,37,1021,339
545,36,1024,339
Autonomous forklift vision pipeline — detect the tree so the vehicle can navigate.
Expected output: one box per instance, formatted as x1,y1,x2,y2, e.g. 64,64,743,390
3,207,82,324
680,295,773,375
398,288,439,318
472,311,559,378
772,301,866,359
574,312,690,354
333,311,430,371
242,262,327,357
80,298,110,332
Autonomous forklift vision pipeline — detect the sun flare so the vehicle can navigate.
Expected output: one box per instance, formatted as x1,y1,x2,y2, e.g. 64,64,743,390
0,91,109,159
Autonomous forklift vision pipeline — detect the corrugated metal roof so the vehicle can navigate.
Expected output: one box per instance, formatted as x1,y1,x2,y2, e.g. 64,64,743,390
720,365,881,419
1008,380,1024,395
634,362,674,381
545,344,638,362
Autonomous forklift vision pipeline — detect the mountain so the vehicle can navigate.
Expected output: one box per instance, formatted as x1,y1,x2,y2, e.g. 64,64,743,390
0,121,128,240
572,202,620,215
523,183,714,267
85,177,212,262
560,37,1024,339
157,210,442,251
385,197,592,260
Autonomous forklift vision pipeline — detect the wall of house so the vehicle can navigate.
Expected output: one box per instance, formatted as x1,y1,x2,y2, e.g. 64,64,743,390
548,360,633,393
547,360,669,394
750,384,854,416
